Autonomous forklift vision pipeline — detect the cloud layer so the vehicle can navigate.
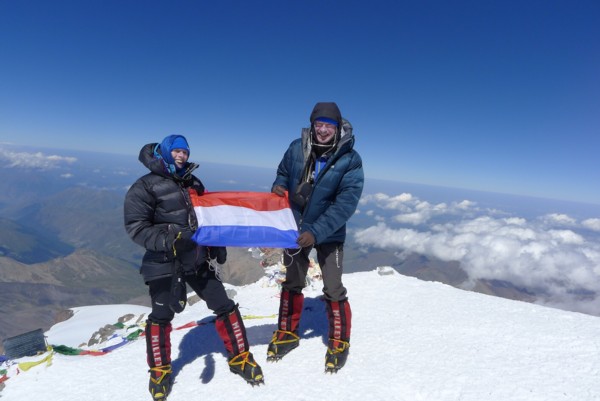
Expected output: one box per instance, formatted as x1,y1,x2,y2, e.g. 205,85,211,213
354,193,600,315
0,148,77,168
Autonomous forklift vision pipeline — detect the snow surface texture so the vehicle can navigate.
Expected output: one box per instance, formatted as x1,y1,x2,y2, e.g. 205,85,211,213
2,268,600,401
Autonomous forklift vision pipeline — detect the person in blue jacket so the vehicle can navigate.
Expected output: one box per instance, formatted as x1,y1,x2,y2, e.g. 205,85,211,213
267,102,364,373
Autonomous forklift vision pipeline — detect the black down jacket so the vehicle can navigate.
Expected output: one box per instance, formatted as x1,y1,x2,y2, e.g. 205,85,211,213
124,143,207,283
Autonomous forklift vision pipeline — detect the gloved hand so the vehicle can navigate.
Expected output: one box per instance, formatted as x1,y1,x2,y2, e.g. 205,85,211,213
190,183,205,196
172,231,196,256
296,231,315,248
272,185,286,197
208,246,227,264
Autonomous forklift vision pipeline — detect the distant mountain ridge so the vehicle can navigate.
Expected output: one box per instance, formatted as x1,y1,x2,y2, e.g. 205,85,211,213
0,217,73,263
0,143,596,352
0,249,147,352
13,186,144,264
0,144,279,350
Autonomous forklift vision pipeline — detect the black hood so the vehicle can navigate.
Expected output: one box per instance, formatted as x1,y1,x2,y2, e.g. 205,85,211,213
138,143,167,176
309,102,342,127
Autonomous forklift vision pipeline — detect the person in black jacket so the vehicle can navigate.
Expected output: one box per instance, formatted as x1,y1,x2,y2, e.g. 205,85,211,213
267,102,364,373
124,135,263,400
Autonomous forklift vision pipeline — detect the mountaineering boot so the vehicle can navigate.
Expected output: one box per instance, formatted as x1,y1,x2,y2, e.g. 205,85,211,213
267,330,300,361
215,305,264,385
267,289,304,361
228,351,264,386
325,339,350,373
148,365,173,400
145,321,173,397
324,299,352,373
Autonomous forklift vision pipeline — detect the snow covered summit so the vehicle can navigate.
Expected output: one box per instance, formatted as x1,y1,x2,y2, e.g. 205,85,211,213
2,268,599,401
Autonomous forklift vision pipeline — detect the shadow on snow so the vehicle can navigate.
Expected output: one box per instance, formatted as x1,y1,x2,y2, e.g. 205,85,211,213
171,297,329,382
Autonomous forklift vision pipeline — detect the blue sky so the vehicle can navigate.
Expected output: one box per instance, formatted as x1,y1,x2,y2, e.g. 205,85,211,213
1,1,599,204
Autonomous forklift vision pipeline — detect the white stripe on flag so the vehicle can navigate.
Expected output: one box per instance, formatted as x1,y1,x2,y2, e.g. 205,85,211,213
194,205,297,231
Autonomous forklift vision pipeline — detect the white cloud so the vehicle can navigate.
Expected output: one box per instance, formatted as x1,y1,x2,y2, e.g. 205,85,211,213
0,148,77,168
395,212,429,225
582,218,600,232
361,192,479,226
354,192,600,313
540,213,577,226
547,229,584,244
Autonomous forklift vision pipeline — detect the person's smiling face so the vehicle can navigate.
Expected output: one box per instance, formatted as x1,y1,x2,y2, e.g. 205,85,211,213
313,121,337,144
170,149,189,168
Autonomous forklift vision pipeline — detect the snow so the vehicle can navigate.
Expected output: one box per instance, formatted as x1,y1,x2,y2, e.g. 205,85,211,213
45,304,152,348
2,268,600,401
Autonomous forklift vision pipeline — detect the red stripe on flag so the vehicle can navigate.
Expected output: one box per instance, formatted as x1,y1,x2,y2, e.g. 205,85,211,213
189,190,291,212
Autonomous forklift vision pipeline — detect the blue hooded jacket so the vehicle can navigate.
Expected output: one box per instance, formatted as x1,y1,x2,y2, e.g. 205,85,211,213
155,134,190,176
272,119,364,244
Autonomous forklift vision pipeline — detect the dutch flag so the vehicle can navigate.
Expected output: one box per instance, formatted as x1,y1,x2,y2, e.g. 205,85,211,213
190,190,299,248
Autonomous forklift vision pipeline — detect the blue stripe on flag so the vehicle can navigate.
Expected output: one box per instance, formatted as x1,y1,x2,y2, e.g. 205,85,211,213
193,225,299,248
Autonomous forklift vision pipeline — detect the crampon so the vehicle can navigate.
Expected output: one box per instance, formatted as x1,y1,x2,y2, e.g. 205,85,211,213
148,364,173,400
228,351,264,386
266,330,299,362
324,340,350,373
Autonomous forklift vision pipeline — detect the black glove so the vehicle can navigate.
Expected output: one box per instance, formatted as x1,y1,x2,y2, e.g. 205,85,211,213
208,246,227,264
172,231,196,256
191,184,205,196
